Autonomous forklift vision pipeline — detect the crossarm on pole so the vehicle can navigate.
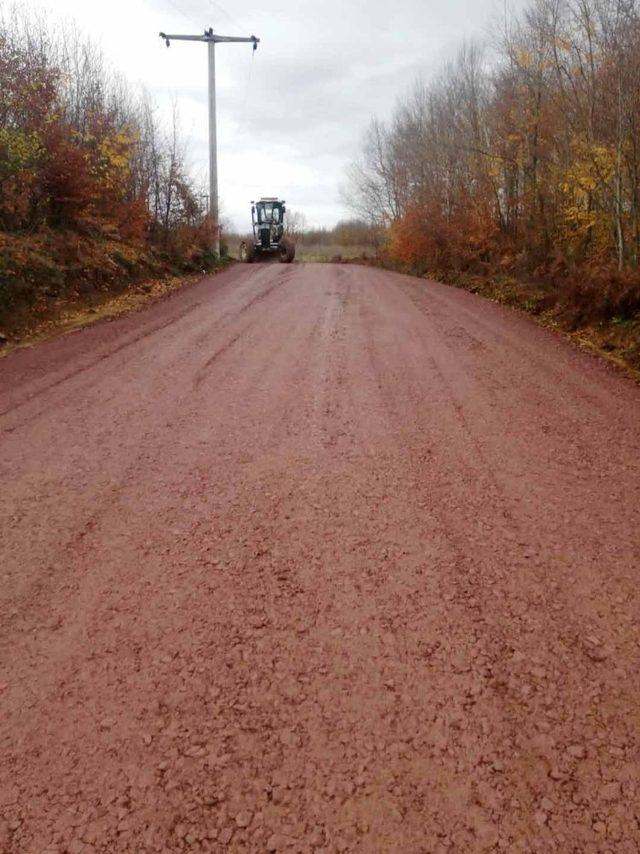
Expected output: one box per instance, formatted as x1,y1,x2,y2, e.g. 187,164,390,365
213,36,259,45
159,33,208,42
159,32,259,47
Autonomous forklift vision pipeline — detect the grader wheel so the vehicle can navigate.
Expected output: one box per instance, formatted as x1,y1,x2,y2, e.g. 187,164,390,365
278,238,295,264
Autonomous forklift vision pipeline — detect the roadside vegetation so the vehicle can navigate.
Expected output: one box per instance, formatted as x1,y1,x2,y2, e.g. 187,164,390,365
346,0,640,373
0,7,225,343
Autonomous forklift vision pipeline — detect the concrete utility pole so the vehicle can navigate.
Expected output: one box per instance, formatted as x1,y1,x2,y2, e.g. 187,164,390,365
159,28,259,256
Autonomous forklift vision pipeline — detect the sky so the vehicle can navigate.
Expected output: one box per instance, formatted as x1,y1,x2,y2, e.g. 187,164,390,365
25,0,520,230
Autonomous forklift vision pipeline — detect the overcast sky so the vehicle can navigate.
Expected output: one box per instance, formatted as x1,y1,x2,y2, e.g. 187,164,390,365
28,0,520,230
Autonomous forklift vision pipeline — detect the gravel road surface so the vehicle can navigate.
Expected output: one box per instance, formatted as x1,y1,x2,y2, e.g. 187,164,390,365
1,263,640,853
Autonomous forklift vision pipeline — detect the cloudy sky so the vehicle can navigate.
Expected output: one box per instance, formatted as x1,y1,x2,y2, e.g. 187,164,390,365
29,0,518,229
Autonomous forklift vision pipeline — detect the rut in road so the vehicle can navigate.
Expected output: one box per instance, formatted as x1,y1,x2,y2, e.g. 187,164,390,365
1,262,640,853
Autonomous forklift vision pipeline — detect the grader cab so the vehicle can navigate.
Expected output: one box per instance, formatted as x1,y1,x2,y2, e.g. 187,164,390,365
239,198,295,263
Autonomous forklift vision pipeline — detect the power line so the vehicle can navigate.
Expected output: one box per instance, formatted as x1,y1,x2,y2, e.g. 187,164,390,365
165,0,197,27
206,0,247,34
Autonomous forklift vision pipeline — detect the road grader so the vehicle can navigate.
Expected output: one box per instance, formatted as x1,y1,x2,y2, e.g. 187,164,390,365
239,197,295,263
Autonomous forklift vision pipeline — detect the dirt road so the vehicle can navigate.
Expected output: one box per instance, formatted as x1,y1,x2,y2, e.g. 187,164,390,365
1,263,640,853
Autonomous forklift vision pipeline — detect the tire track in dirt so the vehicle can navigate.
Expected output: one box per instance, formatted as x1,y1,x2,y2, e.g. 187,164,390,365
359,268,640,850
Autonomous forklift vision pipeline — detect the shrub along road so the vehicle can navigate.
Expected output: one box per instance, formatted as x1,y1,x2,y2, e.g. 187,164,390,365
1,263,639,852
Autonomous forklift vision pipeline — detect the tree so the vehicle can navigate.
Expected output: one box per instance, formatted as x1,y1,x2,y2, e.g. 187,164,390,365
346,0,640,280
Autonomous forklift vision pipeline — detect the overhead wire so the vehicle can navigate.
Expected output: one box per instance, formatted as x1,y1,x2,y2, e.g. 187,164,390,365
206,0,248,34
201,0,258,116
165,0,199,28
162,0,250,36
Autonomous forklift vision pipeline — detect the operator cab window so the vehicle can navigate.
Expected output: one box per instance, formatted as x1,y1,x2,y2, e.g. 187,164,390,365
260,204,273,223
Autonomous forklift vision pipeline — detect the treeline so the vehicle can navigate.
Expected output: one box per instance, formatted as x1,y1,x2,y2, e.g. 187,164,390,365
0,7,216,329
346,0,640,323
291,218,383,248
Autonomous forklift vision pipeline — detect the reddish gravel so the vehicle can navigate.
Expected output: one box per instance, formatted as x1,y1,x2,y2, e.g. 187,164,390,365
1,262,640,853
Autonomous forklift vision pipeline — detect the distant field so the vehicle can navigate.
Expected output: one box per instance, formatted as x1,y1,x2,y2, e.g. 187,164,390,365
295,244,375,263
224,235,376,263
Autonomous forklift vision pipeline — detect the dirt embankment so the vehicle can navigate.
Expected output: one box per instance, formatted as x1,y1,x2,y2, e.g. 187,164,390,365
0,230,227,353
0,229,231,354
417,268,640,380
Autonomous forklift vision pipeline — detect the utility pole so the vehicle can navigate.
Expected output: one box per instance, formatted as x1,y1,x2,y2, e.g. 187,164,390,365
159,28,259,256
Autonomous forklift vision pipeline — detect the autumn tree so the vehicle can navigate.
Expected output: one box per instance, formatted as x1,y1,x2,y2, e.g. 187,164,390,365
0,5,206,244
346,0,640,303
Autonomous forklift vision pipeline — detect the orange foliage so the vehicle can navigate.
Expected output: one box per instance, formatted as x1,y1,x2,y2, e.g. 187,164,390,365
42,124,95,228
0,15,221,327
388,202,502,274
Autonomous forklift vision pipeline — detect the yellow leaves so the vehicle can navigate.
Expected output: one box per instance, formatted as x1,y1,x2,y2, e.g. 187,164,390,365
92,127,135,189
66,123,136,191
560,140,615,204
559,139,616,254
0,128,43,177
563,203,597,229
514,47,533,69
